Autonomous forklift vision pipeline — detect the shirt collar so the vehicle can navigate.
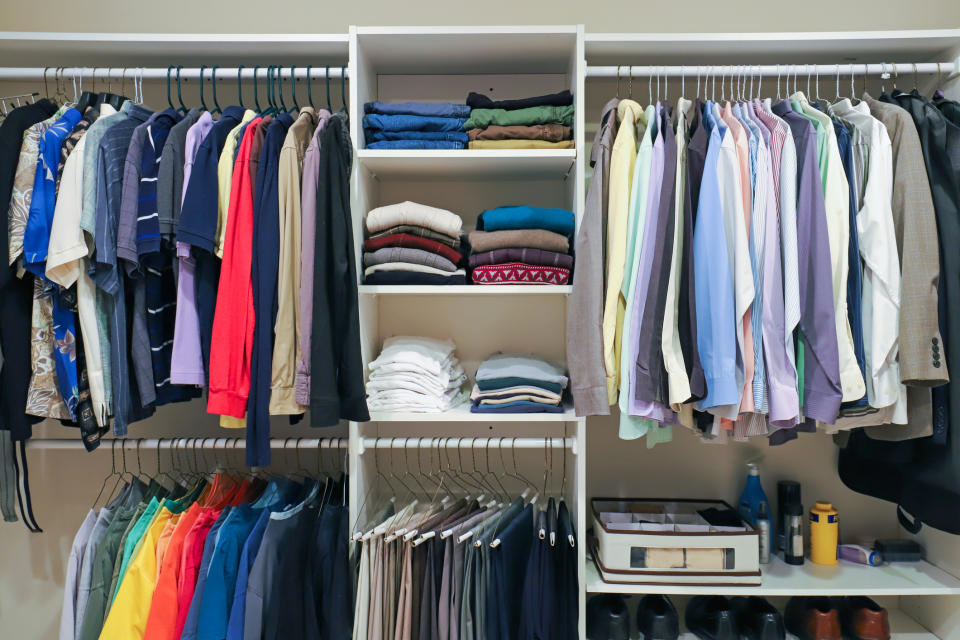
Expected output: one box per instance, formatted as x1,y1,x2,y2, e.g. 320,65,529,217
221,105,246,125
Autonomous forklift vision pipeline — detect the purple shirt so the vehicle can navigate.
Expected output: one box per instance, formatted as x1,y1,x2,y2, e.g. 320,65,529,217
626,105,676,423
295,109,332,406
170,113,215,386
772,100,842,423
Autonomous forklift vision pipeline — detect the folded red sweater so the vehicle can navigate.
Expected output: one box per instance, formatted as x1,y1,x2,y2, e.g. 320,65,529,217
363,233,462,265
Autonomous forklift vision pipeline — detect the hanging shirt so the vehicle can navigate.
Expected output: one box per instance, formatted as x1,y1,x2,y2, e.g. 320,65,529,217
157,108,203,240
215,110,257,259
791,92,865,405
601,99,643,404
773,100,842,423
7,108,61,265
294,110,332,407
618,104,657,441
59,510,98,640
694,103,738,414
141,502,202,640
173,507,223,640
271,107,317,415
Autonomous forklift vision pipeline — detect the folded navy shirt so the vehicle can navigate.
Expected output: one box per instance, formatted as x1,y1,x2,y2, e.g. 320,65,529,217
364,101,471,118
470,399,566,413
362,113,467,133
476,206,576,237
466,90,573,111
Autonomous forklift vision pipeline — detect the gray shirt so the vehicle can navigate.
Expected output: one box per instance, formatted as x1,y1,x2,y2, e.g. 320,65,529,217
159,108,203,238
475,354,569,388
566,98,618,416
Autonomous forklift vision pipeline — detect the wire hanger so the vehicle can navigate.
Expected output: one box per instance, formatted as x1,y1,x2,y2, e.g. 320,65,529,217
627,65,633,100
92,440,122,509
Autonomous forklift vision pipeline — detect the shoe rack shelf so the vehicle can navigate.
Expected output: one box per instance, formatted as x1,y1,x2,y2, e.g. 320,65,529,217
585,556,960,597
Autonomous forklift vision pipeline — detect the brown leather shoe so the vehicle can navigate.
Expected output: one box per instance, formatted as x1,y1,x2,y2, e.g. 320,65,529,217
839,596,891,640
785,597,841,640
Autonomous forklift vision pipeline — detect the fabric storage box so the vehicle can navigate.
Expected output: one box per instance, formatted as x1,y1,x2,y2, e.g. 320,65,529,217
591,498,761,586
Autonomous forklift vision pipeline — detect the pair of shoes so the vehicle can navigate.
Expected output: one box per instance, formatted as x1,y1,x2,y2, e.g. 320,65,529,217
586,594,679,640
785,596,890,640
685,596,784,640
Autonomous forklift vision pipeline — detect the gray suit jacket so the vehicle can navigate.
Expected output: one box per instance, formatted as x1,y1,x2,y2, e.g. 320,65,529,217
861,93,946,440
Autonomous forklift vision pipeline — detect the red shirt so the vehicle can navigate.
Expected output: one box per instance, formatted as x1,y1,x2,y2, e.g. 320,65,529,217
173,507,222,639
207,117,263,417
362,233,462,265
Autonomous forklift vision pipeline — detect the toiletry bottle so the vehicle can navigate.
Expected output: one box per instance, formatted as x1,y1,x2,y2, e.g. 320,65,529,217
784,502,805,565
757,502,771,564
777,480,801,553
810,501,839,565
738,463,772,553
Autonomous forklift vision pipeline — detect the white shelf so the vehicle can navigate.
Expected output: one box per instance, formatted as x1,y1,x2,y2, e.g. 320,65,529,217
357,149,577,180
368,403,577,422
584,29,960,64
586,556,960,596
359,285,571,295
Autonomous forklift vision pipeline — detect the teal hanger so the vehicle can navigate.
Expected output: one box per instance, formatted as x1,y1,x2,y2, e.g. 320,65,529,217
262,66,277,116
253,65,263,112
166,65,176,110
340,65,347,113
237,65,245,108
325,66,332,112
175,65,188,114
211,65,222,115
305,65,314,108
289,65,299,112
199,65,209,111
276,65,288,112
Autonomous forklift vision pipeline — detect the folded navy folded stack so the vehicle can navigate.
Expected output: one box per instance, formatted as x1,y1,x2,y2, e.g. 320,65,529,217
363,101,471,149
470,353,569,413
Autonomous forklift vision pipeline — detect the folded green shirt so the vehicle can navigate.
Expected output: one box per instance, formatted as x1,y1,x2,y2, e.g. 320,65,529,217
463,105,574,130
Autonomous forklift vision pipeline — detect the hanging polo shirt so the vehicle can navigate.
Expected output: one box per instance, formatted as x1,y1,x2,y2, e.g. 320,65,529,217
215,110,257,258
180,507,232,640
157,108,202,239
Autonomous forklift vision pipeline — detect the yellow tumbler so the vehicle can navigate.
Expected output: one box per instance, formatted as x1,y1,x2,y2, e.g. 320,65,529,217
809,501,839,565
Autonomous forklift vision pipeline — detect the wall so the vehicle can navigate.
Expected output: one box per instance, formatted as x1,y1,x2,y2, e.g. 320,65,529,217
1,0,959,33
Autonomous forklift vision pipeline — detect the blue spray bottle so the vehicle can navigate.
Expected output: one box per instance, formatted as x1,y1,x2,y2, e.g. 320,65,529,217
738,463,772,550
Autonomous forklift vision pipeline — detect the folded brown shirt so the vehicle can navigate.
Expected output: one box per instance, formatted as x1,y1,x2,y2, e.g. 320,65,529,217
367,224,461,248
467,124,572,142
469,247,573,269
467,229,570,253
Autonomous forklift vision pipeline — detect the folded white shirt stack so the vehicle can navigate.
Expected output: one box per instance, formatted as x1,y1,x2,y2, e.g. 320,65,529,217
366,336,468,412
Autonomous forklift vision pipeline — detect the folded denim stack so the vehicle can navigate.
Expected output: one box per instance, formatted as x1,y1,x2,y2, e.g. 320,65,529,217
463,90,575,149
363,101,470,149
366,336,468,412
471,353,568,413
469,205,575,285
362,201,467,285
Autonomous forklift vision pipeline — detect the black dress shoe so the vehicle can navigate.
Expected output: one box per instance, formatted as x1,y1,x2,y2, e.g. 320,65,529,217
685,595,738,640
587,594,630,640
731,596,785,640
636,594,679,640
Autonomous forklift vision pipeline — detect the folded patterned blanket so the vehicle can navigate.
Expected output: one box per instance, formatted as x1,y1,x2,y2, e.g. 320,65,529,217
471,262,571,285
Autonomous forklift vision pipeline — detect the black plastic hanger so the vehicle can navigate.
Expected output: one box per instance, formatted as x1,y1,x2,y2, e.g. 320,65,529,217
166,65,177,111
211,65,222,115
252,66,264,114
276,65,288,112
75,67,95,112
325,66,332,112
97,67,118,109
340,65,347,113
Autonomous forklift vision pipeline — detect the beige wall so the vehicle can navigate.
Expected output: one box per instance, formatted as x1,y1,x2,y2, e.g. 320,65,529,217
2,0,960,33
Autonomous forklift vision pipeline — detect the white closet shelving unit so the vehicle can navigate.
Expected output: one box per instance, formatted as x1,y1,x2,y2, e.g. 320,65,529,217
3,24,960,640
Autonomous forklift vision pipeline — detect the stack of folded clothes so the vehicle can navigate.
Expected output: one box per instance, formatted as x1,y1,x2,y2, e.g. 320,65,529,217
362,201,468,285
468,205,575,285
463,90,575,149
471,353,568,413
363,101,471,149
367,336,468,413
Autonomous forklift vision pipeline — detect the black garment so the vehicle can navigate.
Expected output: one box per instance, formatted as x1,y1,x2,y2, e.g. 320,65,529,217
257,504,319,640
309,113,369,426
634,105,677,405
309,501,352,640
0,99,59,443
489,503,534,640
680,102,706,402
933,93,960,126
466,90,573,111
364,271,467,286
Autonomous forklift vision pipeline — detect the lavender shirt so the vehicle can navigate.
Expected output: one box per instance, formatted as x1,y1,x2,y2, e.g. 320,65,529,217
170,113,215,385
626,105,677,423
295,109,332,406
772,100,842,423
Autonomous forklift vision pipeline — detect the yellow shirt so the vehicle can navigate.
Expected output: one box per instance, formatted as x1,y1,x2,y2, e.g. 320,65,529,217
98,507,174,639
602,100,643,403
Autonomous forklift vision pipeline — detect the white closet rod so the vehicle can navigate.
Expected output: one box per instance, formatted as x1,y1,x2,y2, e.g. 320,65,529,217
586,61,958,78
26,437,347,450
0,66,348,81
358,437,574,453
